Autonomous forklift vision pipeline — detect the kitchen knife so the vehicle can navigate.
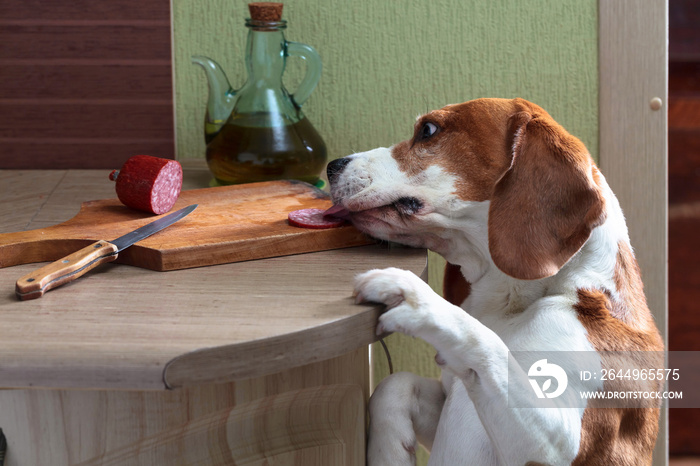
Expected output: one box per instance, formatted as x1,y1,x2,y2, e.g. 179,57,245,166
15,204,197,301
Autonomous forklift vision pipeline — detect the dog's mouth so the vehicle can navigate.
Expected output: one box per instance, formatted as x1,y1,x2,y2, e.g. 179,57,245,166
391,197,425,216
326,197,427,242
328,195,448,250
327,196,424,220
323,203,352,219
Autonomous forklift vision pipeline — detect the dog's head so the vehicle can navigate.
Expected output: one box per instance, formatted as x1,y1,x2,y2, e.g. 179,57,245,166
327,98,606,280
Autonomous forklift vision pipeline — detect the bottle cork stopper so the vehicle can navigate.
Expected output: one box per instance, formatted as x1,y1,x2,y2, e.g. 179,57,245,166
248,2,283,21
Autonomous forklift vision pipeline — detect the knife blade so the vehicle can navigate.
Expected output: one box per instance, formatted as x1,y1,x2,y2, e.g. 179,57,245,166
15,204,197,300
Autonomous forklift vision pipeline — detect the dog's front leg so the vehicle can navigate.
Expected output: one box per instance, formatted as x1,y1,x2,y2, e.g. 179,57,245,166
354,267,484,375
367,372,445,466
356,268,581,466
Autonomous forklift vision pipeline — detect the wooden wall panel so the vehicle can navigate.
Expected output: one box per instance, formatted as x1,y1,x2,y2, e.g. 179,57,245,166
669,130,700,204
669,62,700,96
0,142,177,170
669,0,700,62
668,0,700,457
0,0,174,169
0,104,173,139
0,24,171,60
0,65,172,101
0,0,170,21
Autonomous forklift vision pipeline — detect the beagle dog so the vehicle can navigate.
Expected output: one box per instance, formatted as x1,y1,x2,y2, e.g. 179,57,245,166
326,98,664,465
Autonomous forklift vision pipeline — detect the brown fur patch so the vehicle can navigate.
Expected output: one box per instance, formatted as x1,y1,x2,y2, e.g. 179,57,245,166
443,262,471,306
610,241,659,331
573,403,660,466
575,289,663,352
390,99,518,202
573,283,663,464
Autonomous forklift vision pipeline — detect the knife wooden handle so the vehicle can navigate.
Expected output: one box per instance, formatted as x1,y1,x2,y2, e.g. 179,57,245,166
15,241,119,300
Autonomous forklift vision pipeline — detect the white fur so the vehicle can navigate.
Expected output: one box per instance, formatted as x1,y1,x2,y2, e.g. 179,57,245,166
329,143,631,465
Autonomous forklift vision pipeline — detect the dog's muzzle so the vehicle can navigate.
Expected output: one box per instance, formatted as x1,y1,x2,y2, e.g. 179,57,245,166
326,157,351,185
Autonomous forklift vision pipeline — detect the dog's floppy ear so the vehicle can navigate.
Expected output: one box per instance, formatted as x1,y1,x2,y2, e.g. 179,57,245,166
487,109,606,280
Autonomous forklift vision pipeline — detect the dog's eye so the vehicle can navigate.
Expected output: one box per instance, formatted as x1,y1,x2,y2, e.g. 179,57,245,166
418,122,439,141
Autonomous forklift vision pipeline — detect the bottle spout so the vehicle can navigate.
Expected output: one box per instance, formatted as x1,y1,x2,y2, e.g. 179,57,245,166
192,56,237,134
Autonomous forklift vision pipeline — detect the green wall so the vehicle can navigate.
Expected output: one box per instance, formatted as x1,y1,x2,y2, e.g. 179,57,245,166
173,1,598,463
173,0,598,162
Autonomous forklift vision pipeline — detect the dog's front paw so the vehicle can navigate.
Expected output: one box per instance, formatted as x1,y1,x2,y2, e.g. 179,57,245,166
354,267,429,309
354,267,436,337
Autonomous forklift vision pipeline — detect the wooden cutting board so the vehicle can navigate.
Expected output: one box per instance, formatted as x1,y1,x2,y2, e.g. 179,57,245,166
0,180,374,271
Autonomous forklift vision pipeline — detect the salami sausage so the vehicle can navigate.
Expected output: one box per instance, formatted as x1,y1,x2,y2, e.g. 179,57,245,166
288,208,346,229
109,155,183,214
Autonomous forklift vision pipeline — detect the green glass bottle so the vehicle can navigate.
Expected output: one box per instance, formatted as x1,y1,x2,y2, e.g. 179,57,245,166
192,2,327,186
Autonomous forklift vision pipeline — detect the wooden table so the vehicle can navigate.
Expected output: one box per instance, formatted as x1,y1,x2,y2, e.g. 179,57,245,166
0,168,427,465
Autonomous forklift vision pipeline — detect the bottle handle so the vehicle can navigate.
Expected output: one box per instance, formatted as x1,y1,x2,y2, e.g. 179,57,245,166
285,41,322,107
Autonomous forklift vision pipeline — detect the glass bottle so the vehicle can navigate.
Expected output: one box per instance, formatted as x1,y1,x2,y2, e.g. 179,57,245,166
192,2,327,186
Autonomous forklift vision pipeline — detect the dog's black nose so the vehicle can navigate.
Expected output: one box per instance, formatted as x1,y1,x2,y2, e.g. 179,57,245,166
327,157,351,185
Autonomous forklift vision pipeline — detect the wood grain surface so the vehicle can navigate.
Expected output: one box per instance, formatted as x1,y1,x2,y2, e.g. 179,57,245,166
0,0,174,168
0,180,375,271
0,349,369,465
599,1,668,464
0,170,427,390
75,385,365,466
